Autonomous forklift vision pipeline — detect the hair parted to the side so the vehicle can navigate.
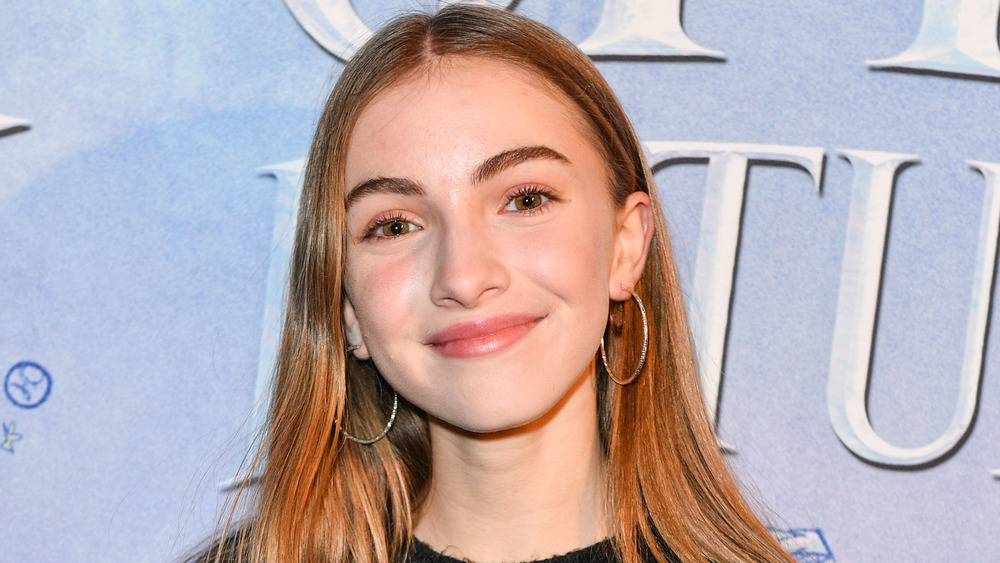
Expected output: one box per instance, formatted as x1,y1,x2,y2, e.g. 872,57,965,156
201,6,794,563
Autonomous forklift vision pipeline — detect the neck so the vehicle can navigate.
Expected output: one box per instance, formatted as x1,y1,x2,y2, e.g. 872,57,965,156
414,365,607,562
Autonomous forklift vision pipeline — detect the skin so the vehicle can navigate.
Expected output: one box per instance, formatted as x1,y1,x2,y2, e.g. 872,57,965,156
341,56,654,561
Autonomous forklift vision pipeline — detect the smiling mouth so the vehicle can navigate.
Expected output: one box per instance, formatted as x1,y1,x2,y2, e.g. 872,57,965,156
426,314,544,359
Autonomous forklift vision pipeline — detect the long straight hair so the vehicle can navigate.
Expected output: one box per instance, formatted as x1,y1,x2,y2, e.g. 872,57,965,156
208,6,794,563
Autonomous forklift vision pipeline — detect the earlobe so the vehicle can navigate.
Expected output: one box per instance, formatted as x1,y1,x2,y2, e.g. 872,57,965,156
342,297,372,360
609,191,655,301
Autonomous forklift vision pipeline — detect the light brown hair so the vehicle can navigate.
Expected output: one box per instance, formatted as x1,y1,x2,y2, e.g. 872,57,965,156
206,6,794,563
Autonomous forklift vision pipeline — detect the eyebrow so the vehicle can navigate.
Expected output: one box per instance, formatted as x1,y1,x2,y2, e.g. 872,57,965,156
346,177,425,210
345,145,570,209
472,145,570,185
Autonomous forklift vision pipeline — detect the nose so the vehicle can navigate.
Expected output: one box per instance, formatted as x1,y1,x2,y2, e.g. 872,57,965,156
430,221,509,308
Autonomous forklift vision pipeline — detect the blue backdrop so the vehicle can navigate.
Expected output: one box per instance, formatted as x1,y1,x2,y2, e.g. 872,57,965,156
2,1,998,561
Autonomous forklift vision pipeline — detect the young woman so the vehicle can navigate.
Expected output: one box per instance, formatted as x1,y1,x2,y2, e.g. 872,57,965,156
202,5,793,563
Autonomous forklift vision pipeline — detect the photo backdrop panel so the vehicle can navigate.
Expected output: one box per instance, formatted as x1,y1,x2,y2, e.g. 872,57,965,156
1,1,998,561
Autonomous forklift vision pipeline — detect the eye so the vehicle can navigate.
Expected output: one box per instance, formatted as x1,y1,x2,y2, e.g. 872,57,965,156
504,187,553,212
378,220,415,237
363,214,421,240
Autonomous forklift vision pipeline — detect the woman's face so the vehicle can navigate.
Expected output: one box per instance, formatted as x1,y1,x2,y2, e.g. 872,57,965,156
342,57,643,433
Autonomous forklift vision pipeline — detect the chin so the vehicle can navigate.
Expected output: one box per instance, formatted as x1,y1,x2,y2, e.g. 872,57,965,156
428,372,596,436
440,409,548,436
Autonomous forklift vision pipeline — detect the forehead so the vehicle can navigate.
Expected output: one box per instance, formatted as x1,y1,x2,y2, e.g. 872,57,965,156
371,55,581,121
344,56,598,182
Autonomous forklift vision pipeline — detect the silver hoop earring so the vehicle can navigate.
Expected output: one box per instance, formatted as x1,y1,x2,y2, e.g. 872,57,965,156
600,288,648,385
342,391,398,445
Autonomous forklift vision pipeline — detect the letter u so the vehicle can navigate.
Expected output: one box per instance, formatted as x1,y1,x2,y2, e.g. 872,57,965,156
828,151,1000,466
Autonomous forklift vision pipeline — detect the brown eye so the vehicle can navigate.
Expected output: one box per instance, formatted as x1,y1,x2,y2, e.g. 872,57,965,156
507,191,548,211
379,220,412,236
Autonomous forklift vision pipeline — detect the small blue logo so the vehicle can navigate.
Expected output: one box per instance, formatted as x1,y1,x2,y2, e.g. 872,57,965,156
4,361,52,409
775,528,835,563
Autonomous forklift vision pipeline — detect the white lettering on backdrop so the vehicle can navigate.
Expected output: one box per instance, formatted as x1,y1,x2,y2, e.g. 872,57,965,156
284,0,722,61
221,159,305,489
284,0,516,60
576,0,724,58
643,142,824,428
828,153,1000,466
868,0,1000,79
285,0,1000,72
0,114,29,135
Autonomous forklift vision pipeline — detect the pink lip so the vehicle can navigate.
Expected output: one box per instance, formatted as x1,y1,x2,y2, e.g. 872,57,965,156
426,314,543,359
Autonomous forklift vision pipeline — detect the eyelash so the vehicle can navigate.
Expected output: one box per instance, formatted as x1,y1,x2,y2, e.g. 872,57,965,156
503,185,559,214
359,185,558,241
361,212,419,241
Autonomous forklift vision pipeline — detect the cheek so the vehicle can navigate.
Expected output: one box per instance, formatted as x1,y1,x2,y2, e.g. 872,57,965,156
345,254,424,341
523,212,616,303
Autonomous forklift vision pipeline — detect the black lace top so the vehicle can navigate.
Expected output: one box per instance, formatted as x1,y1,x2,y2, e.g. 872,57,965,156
190,532,678,562
407,539,619,563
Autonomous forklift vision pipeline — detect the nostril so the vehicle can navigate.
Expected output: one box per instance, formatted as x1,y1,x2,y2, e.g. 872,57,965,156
430,239,509,308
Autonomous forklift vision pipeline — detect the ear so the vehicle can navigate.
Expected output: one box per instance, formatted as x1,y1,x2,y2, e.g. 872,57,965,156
609,191,654,301
342,296,372,360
